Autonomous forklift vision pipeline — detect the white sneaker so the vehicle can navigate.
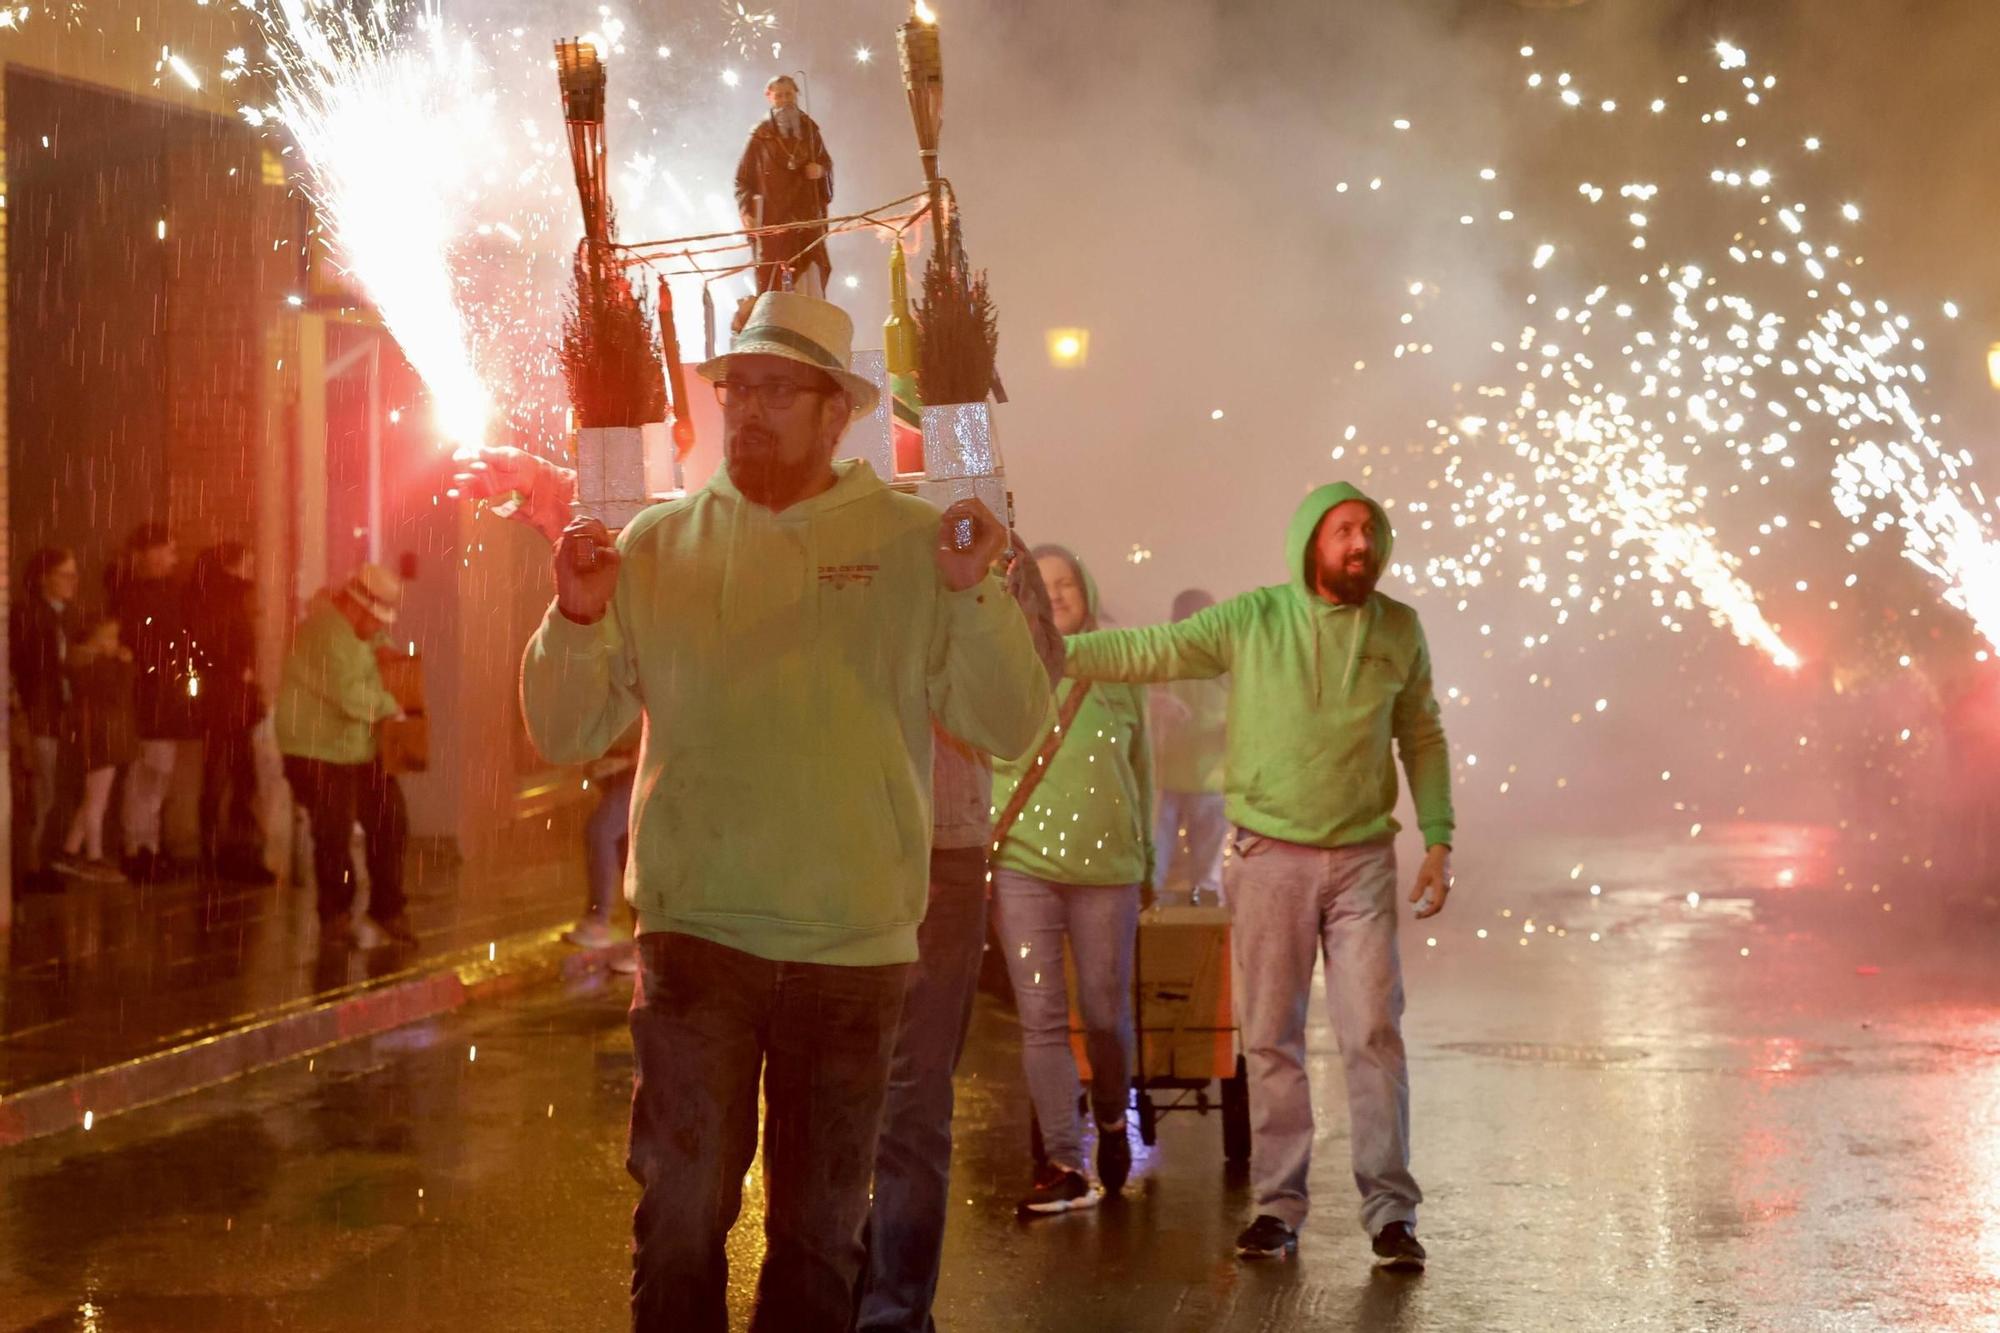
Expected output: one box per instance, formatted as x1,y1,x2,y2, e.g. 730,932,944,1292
564,918,617,949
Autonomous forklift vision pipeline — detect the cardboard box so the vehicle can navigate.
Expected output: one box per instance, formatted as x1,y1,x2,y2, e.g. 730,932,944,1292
1069,904,1236,1083
376,653,428,775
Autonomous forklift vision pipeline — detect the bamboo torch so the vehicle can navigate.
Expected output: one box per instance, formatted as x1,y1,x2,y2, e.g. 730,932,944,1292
897,2,944,235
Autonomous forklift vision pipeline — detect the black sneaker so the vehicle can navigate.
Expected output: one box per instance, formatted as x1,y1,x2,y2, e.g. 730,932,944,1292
1235,1214,1297,1259
1371,1221,1426,1272
1097,1119,1132,1195
1017,1164,1101,1217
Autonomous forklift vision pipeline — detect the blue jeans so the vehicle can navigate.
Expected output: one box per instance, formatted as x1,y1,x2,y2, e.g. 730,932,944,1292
627,932,909,1333
855,846,989,1333
990,869,1141,1172
584,767,635,921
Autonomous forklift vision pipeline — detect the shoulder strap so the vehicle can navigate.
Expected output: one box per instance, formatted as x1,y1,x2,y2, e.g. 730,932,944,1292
989,681,1093,857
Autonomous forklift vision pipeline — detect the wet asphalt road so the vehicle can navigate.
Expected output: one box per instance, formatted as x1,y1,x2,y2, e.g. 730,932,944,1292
1,824,1997,1332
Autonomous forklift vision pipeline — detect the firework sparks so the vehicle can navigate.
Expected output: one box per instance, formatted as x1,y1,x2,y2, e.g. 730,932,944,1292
251,0,500,445
1386,39,1998,668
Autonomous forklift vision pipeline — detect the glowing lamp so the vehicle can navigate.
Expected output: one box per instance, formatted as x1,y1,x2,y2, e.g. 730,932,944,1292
1046,328,1089,368
1986,342,2000,390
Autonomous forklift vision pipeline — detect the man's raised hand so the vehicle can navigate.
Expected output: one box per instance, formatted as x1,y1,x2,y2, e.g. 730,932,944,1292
935,498,1007,593
555,517,621,624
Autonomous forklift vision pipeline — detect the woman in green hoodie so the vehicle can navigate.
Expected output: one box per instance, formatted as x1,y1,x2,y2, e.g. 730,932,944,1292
991,544,1153,1215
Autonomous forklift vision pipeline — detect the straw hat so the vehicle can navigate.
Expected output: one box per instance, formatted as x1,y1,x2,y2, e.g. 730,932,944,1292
342,563,403,626
697,291,881,418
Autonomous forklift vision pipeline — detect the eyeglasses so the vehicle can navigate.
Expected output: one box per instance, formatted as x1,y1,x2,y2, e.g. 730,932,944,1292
713,378,826,411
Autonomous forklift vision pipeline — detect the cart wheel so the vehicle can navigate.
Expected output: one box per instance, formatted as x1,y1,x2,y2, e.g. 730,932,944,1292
1222,1056,1251,1164
1136,1090,1159,1146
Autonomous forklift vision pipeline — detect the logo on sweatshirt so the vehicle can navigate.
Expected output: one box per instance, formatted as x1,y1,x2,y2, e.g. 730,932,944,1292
819,563,879,590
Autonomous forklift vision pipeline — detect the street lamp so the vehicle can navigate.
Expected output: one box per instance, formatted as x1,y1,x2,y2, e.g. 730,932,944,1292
1046,328,1089,368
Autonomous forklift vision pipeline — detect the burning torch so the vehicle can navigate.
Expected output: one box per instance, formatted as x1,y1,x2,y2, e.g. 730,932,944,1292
897,2,944,235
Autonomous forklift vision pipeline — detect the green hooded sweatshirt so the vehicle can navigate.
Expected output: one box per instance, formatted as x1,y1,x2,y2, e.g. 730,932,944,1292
991,547,1153,886
520,458,1051,967
1064,483,1454,850
275,591,401,765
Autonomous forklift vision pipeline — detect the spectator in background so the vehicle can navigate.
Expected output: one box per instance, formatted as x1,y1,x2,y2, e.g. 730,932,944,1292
10,546,79,890
57,614,137,883
188,543,272,883
275,564,416,949
106,523,195,882
1151,588,1231,905
566,722,639,961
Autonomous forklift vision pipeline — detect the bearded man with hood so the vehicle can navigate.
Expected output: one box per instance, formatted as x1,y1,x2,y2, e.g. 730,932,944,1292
1061,482,1454,1274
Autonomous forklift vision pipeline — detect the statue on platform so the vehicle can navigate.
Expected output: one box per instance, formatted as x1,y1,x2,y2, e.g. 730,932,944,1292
734,74,835,299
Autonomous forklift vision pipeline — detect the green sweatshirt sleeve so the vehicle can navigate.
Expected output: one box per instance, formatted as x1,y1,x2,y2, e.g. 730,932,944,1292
520,600,642,766
927,572,1051,763
1393,621,1455,849
1065,602,1236,683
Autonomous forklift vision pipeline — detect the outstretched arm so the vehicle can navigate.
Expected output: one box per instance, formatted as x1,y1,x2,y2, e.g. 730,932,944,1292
1065,601,1236,684
449,447,576,544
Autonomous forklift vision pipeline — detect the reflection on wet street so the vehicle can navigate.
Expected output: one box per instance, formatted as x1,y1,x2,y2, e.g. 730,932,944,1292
1,825,1996,1331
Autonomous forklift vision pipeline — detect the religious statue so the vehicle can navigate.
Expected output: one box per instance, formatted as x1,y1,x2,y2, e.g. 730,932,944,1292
734,74,835,299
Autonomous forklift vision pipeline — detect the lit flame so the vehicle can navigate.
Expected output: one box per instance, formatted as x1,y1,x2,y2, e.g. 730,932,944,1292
913,1,938,23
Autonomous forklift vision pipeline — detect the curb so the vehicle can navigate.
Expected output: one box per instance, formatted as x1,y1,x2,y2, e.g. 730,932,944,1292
0,929,635,1149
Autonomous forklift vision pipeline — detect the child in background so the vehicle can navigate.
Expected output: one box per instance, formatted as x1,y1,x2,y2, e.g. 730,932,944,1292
58,615,138,882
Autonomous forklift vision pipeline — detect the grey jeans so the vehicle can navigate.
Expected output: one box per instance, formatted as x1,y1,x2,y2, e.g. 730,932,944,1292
1228,830,1420,1236
991,869,1141,1173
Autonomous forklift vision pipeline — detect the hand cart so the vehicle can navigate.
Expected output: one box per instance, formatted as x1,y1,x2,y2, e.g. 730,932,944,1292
1059,902,1250,1164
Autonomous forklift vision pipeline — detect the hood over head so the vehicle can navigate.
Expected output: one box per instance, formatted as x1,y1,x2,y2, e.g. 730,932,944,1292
1285,481,1394,605
1030,542,1100,631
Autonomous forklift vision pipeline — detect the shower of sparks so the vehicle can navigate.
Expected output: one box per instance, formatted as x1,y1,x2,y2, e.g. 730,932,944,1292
248,0,500,445
238,1,756,453
722,3,777,60
1376,40,1998,665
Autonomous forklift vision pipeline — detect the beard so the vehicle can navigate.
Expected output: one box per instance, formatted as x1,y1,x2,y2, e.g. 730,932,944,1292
1317,553,1381,604
726,426,818,508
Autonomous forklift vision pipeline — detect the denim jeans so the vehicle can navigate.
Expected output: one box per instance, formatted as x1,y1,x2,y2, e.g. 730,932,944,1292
1228,831,1420,1237
583,767,635,921
855,846,989,1333
990,869,1140,1172
1154,789,1229,904
627,931,909,1333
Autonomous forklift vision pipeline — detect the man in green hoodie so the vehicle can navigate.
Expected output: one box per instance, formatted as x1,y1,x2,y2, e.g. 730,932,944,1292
520,292,1050,1331
1063,482,1453,1274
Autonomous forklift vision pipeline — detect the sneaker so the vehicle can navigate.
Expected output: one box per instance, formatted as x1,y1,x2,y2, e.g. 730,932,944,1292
607,947,639,976
564,917,616,949
52,854,91,878
320,912,358,949
369,913,420,947
1235,1214,1298,1259
1017,1164,1101,1217
1096,1119,1132,1195
77,858,128,884
1371,1221,1426,1273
